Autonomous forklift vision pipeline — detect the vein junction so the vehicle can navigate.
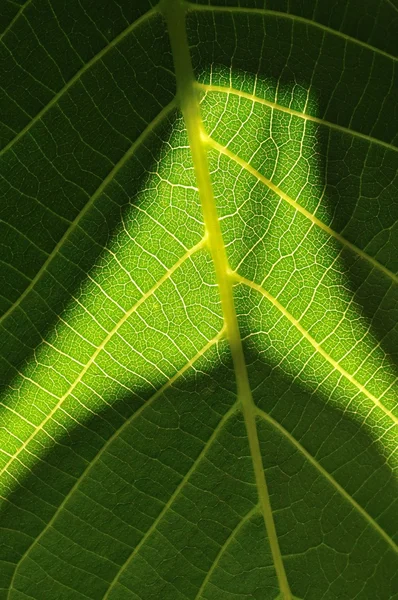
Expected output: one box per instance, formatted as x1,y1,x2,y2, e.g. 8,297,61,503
162,0,292,597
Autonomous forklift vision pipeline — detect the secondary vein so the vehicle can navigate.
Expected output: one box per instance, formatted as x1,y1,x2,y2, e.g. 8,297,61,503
199,84,398,154
0,100,176,326
162,1,293,598
207,136,398,284
234,273,397,424
186,2,398,63
256,407,397,552
7,330,225,600
0,6,158,155
0,240,204,481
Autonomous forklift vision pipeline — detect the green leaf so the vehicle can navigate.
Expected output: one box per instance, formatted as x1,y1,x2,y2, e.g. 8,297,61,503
1,0,397,598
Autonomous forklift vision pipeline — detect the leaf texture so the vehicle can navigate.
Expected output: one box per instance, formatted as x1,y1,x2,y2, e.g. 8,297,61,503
0,0,397,599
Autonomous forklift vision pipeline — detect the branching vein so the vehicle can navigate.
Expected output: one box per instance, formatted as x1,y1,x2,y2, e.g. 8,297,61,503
162,0,293,598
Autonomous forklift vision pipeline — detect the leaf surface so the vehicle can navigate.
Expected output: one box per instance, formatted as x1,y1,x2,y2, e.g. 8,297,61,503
0,0,397,599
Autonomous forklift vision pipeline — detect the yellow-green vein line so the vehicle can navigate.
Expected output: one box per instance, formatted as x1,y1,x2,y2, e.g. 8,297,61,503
102,394,238,599
0,6,159,156
161,1,293,598
199,84,398,154
0,0,32,42
256,407,397,551
0,99,177,326
0,238,205,480
7,329,225,599
234,273,397,423
186,2,398,63
194,505,260,599
208,137,398,284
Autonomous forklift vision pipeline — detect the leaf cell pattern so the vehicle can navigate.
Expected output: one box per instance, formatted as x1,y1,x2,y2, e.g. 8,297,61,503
0,1,397,599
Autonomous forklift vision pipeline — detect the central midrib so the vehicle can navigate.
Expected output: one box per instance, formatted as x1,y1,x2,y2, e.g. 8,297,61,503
162,1,292,598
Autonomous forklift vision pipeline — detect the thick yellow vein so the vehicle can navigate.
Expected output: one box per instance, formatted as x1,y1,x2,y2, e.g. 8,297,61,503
162,0,292,598
0,6,158,156
0,99,176,326
199,84,398,154
208,137,398,284
234,273,397,424
0,239,204,481
102,396,238,600
187,2,398,63
256,407,397,551
7,330,225,599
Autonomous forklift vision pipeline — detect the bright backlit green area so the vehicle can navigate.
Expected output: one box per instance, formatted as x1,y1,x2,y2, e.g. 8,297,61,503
0,0,397,599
